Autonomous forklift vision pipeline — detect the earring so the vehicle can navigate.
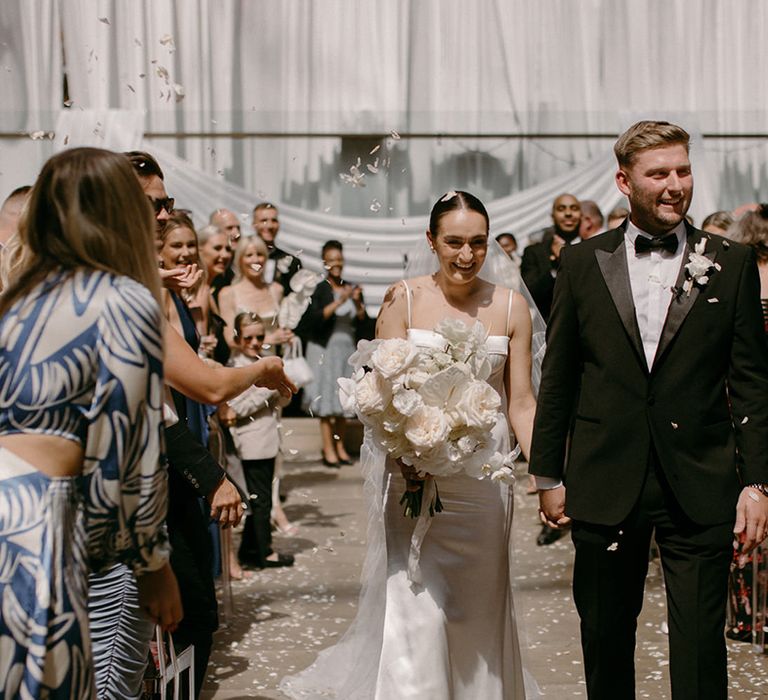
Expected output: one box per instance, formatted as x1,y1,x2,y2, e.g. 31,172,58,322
430,247,435,254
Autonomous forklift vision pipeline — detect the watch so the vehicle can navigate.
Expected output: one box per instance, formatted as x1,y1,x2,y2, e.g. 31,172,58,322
745,483,768,498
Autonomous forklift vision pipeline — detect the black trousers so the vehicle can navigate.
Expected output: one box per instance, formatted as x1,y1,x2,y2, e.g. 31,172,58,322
168,497,218,698
571,455,734,700
238,457,275,566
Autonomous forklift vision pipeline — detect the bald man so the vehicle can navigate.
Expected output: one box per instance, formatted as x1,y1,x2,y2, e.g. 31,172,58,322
210,208,242,246
521,193,581,321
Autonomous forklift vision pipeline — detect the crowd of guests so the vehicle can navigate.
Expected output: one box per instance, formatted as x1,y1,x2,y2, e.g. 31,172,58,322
0,147,375,699
1,143,767,698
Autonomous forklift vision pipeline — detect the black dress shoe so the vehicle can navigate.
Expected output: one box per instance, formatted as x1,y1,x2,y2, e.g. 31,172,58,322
536,523,565,546
322,456,340,468
263,552,295,568
337,458,353,466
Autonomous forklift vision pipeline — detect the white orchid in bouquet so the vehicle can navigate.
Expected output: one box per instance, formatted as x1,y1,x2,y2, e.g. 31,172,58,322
278,269,322,329
338,318,518,518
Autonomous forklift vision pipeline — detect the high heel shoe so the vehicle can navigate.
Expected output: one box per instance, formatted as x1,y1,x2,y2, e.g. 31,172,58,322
322,456,340,468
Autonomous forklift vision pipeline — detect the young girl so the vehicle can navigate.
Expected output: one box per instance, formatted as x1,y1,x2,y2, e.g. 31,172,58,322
226,312,294,568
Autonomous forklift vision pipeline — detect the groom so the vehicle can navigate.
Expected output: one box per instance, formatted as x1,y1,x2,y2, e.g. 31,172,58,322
529,120,768,699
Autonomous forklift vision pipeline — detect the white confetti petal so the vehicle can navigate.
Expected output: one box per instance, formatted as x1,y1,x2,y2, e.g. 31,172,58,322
707,297,719,303
390,129,401,140
606,542,619,551
741,416,749,424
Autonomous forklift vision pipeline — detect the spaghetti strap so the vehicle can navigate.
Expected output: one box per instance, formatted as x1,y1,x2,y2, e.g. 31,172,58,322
402,280,412,329
505,289,515,337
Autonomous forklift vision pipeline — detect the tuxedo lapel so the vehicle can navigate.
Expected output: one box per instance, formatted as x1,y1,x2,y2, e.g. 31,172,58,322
653,227,718,370
595,232,647,373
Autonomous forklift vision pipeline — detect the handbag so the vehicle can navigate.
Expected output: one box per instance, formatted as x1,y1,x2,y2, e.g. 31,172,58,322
143,626,195,700
283,337,315,388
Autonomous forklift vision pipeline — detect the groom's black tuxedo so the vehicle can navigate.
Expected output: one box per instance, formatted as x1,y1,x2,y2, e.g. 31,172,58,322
530,223,768,524
529,222,768,700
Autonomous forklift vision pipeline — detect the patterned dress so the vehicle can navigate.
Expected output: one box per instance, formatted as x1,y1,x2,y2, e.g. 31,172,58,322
0,269,168,699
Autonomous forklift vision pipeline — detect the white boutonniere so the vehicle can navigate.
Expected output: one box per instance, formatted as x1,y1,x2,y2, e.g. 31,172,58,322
682,238,721,296
276,255,293,275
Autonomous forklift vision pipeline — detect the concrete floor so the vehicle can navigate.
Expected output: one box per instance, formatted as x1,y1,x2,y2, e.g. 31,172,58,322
200,420,768,699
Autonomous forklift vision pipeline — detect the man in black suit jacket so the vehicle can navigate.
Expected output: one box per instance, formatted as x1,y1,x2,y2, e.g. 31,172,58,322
521,192,581,321
252,202,302,296
530,121,768,699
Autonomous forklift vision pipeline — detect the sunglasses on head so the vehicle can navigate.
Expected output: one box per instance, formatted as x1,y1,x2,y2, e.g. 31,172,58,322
147,196,175,215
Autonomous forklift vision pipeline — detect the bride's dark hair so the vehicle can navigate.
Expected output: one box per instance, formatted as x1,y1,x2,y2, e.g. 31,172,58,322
428,191,489,236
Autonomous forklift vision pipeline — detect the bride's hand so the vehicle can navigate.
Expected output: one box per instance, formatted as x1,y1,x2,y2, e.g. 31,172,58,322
397,459,425,492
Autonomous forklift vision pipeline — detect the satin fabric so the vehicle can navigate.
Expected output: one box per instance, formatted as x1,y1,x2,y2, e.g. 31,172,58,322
282,327,534,699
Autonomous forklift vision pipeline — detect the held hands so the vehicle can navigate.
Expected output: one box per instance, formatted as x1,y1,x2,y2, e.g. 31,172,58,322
208,477,244,529
136,563,184,633
734,486,768,561
254,355,298,398
538,485,572,529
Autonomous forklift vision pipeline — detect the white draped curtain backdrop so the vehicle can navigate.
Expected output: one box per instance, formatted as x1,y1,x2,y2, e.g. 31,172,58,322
2,0,768,305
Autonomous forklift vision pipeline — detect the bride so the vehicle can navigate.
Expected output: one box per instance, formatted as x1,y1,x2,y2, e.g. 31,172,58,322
282,191,541,699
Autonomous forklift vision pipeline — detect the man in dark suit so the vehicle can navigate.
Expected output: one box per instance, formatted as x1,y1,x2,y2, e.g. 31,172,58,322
529,121,768,699
521,192,581,321
252,202,302,296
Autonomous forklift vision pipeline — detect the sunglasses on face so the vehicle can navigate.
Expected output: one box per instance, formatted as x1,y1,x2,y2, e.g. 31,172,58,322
147,196,175,215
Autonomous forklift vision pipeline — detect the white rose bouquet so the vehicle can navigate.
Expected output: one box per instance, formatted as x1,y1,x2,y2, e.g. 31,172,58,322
338,318,517,518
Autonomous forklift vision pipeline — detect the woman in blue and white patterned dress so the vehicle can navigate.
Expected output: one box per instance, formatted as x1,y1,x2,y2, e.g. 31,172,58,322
0,147,182,699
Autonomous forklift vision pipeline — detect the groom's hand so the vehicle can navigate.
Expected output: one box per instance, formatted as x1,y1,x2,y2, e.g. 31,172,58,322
734,486,768,560
538,485,571,528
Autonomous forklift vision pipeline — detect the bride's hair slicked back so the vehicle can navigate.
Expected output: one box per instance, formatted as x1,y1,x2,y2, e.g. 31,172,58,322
428,190,490,237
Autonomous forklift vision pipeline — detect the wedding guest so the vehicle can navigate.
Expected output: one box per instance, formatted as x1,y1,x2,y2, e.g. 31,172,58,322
218,234,296,533
531,120,768,699
606,204,630,229
297,240,369,466
252,202,302,296
224,312,294,568
196,223,233,363
209,207,242,288
578,200,604,240
210,207,243,246
702,210,735,236
495,231,518,257
723,205,768,640
0,185,31,247
282,191,538,698
521,193,581,321
86,150,290,699
0,147,182,698
219,234,294,350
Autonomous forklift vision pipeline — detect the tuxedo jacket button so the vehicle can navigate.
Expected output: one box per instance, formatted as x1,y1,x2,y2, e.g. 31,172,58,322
647,395,656,406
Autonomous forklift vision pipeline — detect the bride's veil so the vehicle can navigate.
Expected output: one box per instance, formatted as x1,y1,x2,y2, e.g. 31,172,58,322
404,233,546,394
281,208,546,700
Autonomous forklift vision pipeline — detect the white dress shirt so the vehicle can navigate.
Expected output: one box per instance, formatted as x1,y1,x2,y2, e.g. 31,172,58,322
535,219,687,492
624,220,687,369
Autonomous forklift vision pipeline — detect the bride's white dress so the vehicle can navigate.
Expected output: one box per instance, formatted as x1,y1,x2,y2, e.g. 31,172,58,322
281,321,535,699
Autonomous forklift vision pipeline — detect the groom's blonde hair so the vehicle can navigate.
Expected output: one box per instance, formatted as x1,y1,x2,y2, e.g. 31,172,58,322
614,121,690,168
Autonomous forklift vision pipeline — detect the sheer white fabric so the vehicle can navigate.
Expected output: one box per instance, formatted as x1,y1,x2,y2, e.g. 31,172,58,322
5,1,768,214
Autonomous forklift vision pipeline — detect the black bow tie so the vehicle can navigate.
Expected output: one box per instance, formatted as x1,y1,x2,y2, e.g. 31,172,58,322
634,232,679,255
